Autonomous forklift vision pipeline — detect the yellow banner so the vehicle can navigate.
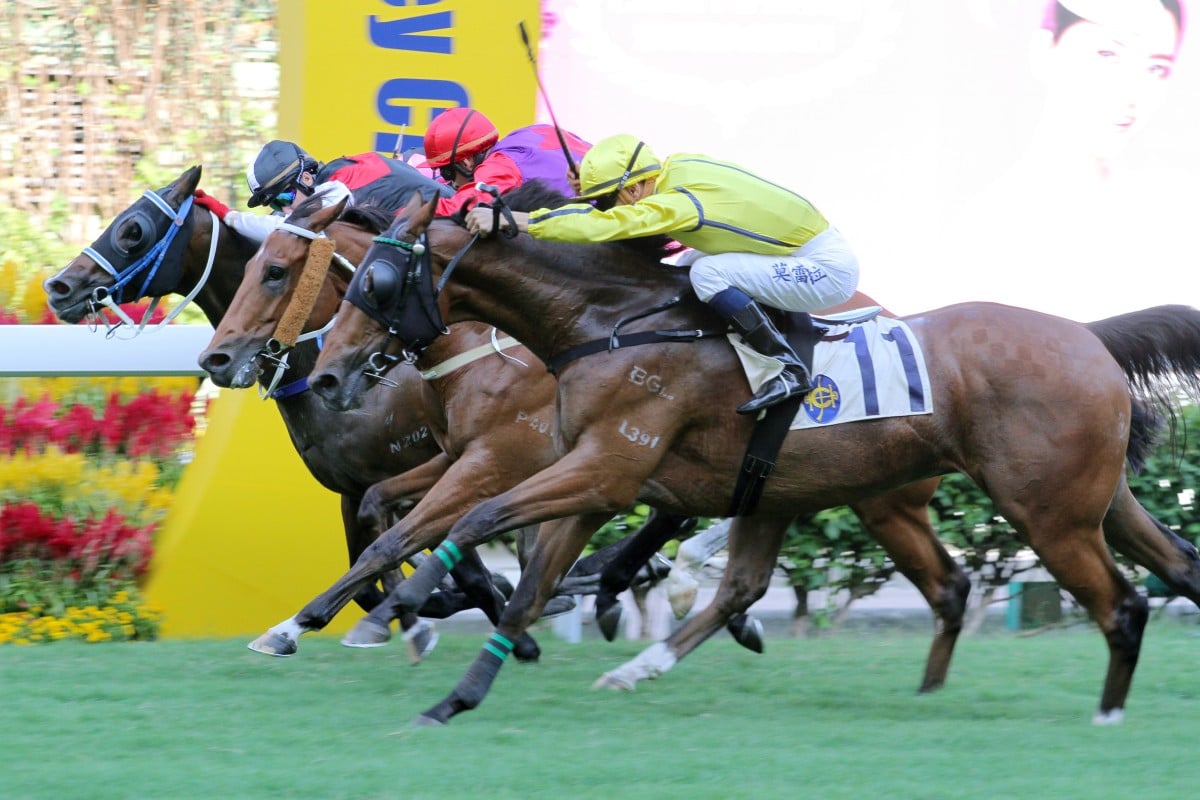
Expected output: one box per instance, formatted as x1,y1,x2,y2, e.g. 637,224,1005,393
278,0,540,158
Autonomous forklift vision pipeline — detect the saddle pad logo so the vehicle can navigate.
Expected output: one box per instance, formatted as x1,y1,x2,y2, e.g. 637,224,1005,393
803,375,841,424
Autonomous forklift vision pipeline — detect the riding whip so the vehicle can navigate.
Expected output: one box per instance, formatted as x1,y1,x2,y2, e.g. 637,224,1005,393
517,20,578,179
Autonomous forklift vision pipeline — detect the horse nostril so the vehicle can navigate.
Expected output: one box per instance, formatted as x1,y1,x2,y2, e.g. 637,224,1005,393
200,352,230,373
310,371,339,396
44,278,70,298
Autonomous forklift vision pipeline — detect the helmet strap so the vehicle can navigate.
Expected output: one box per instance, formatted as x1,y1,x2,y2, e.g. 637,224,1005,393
614,141,646,195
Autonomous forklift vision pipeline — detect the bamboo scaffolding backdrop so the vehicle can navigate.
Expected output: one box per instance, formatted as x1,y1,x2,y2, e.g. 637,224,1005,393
0,0,278,244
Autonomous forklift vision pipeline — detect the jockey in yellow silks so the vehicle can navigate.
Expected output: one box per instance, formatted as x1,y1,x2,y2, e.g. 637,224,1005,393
465,133,860,415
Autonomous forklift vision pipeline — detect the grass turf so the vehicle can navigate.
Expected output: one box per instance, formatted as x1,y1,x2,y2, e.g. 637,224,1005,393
1,620,1198,800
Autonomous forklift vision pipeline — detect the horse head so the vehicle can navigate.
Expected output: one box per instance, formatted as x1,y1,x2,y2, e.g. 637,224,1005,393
42,165,257,329
309,194,453,412
197,193,360,390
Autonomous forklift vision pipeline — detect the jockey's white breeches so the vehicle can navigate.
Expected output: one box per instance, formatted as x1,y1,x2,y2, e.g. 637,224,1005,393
687,226,860,313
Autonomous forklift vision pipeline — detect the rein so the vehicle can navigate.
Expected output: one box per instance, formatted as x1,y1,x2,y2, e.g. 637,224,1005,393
545,296,727,375
82,191,218,338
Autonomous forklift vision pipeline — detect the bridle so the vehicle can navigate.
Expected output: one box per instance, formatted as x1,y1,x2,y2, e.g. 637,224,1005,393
346,194,517,381
80,190,219,338
254,220,357,398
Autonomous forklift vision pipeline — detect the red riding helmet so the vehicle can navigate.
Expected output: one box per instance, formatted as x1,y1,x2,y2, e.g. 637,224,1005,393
419,108,499,169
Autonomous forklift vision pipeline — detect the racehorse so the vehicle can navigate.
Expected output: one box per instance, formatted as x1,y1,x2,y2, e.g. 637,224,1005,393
297,182,1200,726
204,194,969,678
39,165,530,659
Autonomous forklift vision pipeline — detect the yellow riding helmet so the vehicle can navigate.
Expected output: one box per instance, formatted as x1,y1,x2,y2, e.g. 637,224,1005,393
572,134,661,201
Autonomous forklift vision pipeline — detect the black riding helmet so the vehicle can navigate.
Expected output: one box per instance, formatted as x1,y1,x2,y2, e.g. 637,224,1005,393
246,140,321,208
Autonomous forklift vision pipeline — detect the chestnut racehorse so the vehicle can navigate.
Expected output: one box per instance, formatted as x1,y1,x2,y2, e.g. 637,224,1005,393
299,182,1200,726
203,194,976,680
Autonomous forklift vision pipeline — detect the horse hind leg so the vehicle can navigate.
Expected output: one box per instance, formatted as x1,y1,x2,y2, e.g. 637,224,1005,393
1016,516,1148,723
1103,477,1200,607
850,479,970,693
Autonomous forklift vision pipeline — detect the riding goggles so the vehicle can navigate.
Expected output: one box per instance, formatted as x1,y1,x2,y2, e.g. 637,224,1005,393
269,190,296,212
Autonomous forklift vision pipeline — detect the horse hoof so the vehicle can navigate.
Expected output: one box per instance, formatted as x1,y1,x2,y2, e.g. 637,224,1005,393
403,621,439,664
727,613,764,654
666,580,698,619
540,596,577,619
1093,708,1125,726
340,619,392,648
591,671,636,692
513,634,541,663
247,630,297,657
410,714,446,728
596,605,622,642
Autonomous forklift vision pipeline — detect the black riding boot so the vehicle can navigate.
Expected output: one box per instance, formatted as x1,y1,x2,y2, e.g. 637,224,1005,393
728,300,813,415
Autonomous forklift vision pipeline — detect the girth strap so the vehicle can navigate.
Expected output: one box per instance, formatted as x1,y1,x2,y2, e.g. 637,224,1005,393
726,395,803,517
546,296,725,375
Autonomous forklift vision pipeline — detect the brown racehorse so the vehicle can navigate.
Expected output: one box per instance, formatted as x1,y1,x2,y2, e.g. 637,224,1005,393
205,195,974,684
38,165,534,660
301,182,1200,726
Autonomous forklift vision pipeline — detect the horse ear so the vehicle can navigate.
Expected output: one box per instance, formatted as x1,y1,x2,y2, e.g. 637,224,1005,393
407,195,438,235
306,197,348,233
163,165,203,207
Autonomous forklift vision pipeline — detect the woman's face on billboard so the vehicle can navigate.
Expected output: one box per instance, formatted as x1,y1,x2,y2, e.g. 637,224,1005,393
1038,4,1179,159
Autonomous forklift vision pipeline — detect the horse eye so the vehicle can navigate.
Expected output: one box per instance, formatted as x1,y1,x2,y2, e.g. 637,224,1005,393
265,264,288,282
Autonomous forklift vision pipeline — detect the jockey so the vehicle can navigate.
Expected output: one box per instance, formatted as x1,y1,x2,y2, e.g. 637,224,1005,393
465,134,860,416
192,140,450,242
417,107,591,217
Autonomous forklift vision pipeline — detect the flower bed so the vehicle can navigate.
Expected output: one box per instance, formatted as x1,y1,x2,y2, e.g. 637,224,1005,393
1,253,203,644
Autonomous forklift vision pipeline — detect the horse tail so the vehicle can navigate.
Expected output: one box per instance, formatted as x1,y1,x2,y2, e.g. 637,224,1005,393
1084,304,1200,470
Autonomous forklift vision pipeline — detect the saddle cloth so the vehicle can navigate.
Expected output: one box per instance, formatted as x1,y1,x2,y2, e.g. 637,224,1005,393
728,314,933,430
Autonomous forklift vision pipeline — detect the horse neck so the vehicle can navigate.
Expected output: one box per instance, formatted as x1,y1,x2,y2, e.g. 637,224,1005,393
186,215,261,327
415,321,498,371
438,224,700,362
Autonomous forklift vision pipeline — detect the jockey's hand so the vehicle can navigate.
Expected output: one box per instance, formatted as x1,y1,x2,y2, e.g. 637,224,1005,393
466,206,500,237
566,170,582,196
193,190,231,221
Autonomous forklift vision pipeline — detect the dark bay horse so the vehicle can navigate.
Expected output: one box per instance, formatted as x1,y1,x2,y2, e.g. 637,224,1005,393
304,186,1200,726
203,195,971,679
39,165,524,659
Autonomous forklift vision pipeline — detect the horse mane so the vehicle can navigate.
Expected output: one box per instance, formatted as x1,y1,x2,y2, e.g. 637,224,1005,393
285,192,393,236
339,204,394,234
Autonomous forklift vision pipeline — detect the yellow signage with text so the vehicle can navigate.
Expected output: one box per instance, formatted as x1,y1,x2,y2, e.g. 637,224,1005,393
278,0,540,158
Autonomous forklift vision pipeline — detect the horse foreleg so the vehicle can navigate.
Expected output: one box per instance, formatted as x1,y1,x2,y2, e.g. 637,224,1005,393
415,513,611,726
339,494,388,614
850,478,970,693
247,454,530,657
595,516,789,691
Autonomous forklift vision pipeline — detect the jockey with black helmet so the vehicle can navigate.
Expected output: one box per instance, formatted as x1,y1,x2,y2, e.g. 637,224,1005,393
192,140,450,241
